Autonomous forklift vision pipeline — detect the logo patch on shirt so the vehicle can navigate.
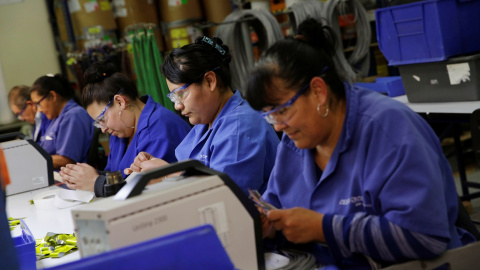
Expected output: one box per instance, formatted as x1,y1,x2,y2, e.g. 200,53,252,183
339,196,371,208
198,154,209,164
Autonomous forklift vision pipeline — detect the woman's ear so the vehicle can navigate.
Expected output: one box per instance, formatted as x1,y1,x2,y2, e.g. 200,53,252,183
204,71,217,92
49,90,58,102
310,77,328,105
114,95,128,109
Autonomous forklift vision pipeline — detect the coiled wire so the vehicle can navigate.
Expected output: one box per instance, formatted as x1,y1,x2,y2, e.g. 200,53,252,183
216,0,371,90
215,9,284,94
323,0,371,80
266,249,318,270
288,0,325,32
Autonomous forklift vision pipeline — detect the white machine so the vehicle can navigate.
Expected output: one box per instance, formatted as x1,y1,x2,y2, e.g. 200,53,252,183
72,160,265,270
0,132,53,195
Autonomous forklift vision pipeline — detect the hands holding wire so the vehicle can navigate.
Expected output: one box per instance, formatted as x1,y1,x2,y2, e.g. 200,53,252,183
59,163,98,192
265,208,326,244
250,189,326,244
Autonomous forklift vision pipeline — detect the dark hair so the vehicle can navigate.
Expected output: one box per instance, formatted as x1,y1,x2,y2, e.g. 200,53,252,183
245,18,345,110
161,36,232,90
8,85,30,107
30,74,77,102
82,60,138,108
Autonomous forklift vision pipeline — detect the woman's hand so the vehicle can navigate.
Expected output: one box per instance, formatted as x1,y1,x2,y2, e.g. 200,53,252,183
59,163,98,192
267,207,325,244
255,206,276,239
124,151,169,174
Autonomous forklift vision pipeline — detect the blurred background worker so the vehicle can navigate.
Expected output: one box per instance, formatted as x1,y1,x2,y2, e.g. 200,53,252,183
30,74,93,169
8,85,50,142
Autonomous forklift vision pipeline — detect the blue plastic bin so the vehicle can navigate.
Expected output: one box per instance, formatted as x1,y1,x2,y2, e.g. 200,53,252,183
354,76,406,97
46,224,235,270
376,0,480,66
12,219,36,270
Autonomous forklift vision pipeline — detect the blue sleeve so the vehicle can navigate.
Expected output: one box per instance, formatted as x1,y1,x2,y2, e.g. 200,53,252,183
55,111,93,163
136,115,190,164
209,119,278,195
137,135,178,164
323,213,448,264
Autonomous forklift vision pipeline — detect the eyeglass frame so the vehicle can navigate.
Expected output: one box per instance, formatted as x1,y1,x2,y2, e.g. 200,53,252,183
15,102,28,119
261,82,309,122
261,67,329,125
34,93,50,109
166,67,221,104
93,89,123,128
167,83,191,104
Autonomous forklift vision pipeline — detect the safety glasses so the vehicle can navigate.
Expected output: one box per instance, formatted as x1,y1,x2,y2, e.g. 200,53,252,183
166,67,221,104
93,89,122,128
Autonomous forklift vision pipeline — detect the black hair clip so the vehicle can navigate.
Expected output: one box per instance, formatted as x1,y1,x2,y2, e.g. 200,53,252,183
201,36,226,56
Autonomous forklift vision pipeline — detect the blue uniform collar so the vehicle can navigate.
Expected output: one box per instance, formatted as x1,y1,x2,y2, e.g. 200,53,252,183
136,95,155,132
318,83,358,180
212,90,242,127
60,99,77,115
339,82,358,153
193,90,241,137
280,83,359,182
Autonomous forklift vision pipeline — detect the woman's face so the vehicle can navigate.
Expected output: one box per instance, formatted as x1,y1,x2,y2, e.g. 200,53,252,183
87,101,135,138
166,79,219,126
30,90,55,120
265,77,327,149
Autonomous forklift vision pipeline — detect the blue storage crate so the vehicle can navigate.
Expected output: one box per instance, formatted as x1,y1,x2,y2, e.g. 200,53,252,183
46,224,235,270
376,0,480,66
354,76,406,97
12,219,36,270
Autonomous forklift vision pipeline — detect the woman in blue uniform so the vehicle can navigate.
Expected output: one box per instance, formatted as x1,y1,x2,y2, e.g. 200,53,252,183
243,19,476,268
59,61,191,197
30,74,93,169
126,36,279,195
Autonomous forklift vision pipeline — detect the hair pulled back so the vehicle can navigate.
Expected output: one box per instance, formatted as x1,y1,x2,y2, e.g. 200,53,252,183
30,74,77,102
245,18,345,110
161,36,232,91
82,60,138,108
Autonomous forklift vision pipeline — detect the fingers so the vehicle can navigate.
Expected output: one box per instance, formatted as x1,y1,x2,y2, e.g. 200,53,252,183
65,181,76,190
267,210,286,231
124,168,133,175
136,152,153,162
129,163,142,173
76,163,92,168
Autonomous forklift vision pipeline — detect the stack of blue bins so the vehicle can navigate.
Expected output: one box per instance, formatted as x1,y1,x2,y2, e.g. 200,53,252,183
376,0,480,103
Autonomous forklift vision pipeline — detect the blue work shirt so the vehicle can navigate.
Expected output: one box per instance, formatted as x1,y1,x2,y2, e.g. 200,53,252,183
176,91,279,195
33,112,50,143
104,96,191,176
263,84,466,266
39,99,93,163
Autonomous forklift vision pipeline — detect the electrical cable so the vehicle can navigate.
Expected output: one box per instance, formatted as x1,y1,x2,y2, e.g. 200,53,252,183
215,9,284,94
288,0,324,32
323,0,371,80
267,248,318,270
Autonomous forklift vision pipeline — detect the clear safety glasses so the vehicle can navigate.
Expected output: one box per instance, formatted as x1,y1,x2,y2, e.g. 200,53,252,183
93,89,122,129
167,83,191,104
166,67,221,104
261,67,329,125
261,82,309,125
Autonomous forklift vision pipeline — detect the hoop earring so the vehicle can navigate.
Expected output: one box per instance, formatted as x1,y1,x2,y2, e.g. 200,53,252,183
317,104,329,118
119,108,135,129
